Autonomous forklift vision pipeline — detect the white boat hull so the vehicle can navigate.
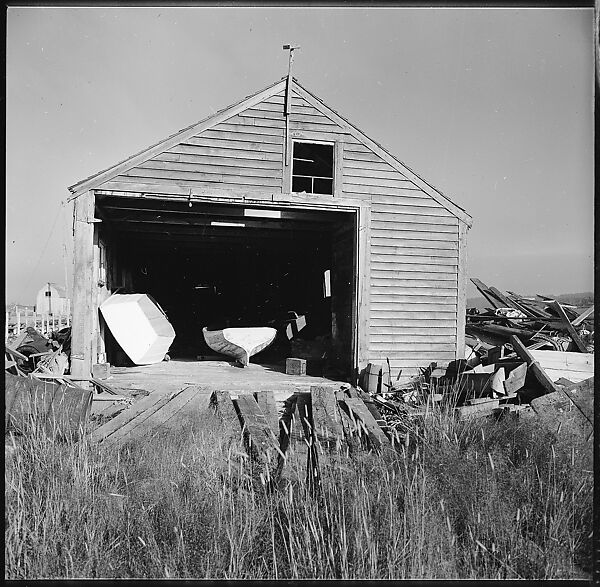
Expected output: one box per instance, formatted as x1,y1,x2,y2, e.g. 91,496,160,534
202,326,277,366
100,294,175,365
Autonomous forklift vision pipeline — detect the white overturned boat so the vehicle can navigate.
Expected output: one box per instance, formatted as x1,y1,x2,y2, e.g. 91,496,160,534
100,293,175,365
202,326,277,367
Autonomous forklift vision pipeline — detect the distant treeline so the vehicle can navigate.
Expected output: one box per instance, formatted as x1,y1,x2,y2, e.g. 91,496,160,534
467,291,594,310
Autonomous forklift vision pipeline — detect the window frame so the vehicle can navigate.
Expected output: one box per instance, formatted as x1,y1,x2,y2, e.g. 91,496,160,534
291,139,336,196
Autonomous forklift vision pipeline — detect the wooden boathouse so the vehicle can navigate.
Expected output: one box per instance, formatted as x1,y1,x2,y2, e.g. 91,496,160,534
67,75,472,383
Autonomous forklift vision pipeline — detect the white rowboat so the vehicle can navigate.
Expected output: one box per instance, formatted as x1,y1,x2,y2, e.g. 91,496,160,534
202,326,277,367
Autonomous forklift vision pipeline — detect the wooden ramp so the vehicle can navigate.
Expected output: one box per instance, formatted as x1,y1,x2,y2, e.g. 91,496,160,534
90,385,208,446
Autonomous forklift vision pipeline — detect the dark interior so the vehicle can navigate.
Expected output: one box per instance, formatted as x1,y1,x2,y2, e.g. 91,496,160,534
96,195,356,378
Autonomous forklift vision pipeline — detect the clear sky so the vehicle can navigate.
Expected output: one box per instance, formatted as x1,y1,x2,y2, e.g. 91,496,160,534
6,6,594,305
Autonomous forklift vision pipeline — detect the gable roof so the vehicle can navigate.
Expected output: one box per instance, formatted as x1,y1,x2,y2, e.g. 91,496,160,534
68,76,471,226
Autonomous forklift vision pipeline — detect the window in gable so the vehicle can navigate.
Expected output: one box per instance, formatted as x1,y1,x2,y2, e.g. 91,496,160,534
292,141,334,195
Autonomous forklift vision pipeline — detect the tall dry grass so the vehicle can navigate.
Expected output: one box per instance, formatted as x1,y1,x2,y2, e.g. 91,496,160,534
4,397,593,579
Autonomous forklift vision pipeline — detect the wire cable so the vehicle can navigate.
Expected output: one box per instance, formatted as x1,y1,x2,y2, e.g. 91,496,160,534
20,202,63,302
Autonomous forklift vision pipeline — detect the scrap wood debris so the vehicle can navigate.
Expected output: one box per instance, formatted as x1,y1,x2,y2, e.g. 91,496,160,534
466,278,594,354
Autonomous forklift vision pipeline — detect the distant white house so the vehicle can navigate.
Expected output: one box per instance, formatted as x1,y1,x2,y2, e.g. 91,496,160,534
35,282,70,315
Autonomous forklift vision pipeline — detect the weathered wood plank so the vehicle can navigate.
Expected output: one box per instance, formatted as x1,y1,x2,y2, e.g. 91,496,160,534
370,353,456,363
571,305,594,327
370,228,458,242
369,292,458,304
344,166,407,181
310,385,344,452
456,221,468,359
371,286,458,298
168,144,283,161
344,182,423,196
121,385,203,443
278,393,314,487
370,322,457,334
371,302,457,314
369,342,456,352
289,120,344,135
289,112,345,126
528,350,594,372
370,332,457,343
89,391,172,443
371,270,457,281
289,129,350,143
153,151,282,170
235,394,281,474
343,155,399,171
549,301,588,352
209,121,284,138
344,176,419,190
70,191,95,380
371,211,458,226
371,245,458,267
371,202,454,217
510,336,559,396
372,263,458,275
503,362,527,394
139,159,282,178
371,220,458,234
241,108,285,121
183,135,283,152
371,245,458,259
255,390,280,437
121,167,282,187
209,389,242,442
371,281,458,293
342,397,389,451
231,115,286,129
371,237,458,251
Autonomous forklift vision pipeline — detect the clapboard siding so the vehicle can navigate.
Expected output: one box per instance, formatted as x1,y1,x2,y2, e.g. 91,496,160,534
342,127,461,373
100,83,464,376
110,92,287,191
285,90,458,373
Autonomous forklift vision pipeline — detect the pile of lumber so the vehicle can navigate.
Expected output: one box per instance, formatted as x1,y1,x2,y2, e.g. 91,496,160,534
358,325,594,428
466,278,594,354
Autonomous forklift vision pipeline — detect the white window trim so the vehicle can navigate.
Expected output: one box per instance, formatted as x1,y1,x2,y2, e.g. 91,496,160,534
291,139,336,196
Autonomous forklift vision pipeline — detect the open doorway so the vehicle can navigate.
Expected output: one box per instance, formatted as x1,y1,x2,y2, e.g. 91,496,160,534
97,196,357,379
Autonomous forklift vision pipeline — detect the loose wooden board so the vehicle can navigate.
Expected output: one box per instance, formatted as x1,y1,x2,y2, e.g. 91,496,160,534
235,394,281,470
342,397,389,451
122,385,204,443
310,385,344,452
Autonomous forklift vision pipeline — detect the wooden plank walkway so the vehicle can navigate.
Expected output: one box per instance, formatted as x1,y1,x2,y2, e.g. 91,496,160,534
86,377,395,493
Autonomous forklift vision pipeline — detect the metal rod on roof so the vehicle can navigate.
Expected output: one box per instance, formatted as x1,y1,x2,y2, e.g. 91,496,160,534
283,44,300,167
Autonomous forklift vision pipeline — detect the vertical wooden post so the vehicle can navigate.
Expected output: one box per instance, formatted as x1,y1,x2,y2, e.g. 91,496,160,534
17,309,21,334
71,191,95,381
456,222,469,360
356,204,370,373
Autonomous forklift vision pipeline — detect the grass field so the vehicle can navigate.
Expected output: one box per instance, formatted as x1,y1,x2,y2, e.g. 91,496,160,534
4,399,593,579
